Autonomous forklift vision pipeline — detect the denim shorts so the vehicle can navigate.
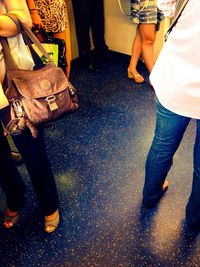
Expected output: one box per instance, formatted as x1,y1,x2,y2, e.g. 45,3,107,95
131,0,164,25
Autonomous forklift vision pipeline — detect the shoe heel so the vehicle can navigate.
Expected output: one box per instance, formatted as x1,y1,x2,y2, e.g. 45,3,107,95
128,71,133,79
3,210,19,229
127,68,132,79
127,69,144,83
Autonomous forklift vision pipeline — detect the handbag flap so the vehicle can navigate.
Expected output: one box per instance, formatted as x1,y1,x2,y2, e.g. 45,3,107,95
8,65,68,99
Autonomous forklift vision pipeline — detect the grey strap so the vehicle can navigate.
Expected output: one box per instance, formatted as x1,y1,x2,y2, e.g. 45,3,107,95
0,38,18,70
4,13,54,64
165,0,189,40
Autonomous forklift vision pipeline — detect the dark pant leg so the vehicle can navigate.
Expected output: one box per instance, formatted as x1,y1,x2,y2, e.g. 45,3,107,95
143,100,190,207
72,0,92,62
13,127,59,216
90,0,108,54
0,123,26,212
186,120,200,226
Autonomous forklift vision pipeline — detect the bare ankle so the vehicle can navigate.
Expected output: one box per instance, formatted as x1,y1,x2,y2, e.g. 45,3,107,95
45,209,59,221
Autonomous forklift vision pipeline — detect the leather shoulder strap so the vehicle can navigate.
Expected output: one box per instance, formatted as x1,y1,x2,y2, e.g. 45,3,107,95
5,13,54,64
0,37,18,70
165,0,189,40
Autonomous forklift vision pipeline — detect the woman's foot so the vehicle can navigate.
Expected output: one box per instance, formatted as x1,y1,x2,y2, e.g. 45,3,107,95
128,68,144,83
3,209,19,229
162,180,169,192
44,210,59,233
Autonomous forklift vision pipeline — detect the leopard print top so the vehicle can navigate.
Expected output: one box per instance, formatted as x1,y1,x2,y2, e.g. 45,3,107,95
34,0,67,33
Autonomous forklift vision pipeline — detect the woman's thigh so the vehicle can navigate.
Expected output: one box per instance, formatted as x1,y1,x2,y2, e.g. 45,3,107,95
139,24,156,42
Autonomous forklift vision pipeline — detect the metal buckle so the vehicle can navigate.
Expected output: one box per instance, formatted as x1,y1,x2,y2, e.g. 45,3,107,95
12,99,24,118
46,95,58,111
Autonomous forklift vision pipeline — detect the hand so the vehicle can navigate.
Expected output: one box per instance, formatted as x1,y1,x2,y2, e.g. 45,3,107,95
157,0,177,18
30,9,43,30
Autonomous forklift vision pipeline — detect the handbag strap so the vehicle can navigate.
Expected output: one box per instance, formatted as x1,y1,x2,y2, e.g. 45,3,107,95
165,0,189,40
0,38,18,70
3,13,54,68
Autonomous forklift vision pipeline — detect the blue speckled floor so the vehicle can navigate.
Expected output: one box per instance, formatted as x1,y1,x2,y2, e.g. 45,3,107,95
1,52,200,267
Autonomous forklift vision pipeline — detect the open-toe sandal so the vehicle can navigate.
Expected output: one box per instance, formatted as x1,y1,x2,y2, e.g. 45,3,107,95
128,69,144,83
3,210,19,229
44,211,60,233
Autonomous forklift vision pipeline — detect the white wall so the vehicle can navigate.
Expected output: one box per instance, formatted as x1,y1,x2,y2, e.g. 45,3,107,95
104,0,135,55
65,0,78,60
104,0,167,60
67,0,168,60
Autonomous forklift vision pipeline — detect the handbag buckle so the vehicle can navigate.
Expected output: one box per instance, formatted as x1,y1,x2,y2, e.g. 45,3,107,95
46,95,58,111
12,99,24,118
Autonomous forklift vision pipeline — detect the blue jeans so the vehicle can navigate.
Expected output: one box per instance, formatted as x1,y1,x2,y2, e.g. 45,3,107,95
143,99,200,226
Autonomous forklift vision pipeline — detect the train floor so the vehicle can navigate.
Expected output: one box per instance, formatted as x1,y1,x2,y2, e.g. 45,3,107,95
1,52,200,267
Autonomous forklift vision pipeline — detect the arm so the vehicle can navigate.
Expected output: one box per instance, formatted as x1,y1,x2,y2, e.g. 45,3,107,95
0,0,32,37
26,0,37,9
0,83,9,109
26,0,43,29
157,0,177,18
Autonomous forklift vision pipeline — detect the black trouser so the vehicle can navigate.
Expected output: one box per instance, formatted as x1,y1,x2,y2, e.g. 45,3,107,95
0,123,59,216
72,0,108,63
0,123,26,212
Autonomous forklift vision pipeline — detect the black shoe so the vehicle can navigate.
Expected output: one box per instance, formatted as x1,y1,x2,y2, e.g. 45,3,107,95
86,63,101,73
186,221,200,232
101,53,118,63
100,52,112,61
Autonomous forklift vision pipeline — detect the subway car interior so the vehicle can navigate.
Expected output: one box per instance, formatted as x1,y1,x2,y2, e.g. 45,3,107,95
1,0,200,266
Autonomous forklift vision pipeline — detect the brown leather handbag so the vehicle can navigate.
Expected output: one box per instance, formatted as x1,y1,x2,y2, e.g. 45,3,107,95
1,14,78,138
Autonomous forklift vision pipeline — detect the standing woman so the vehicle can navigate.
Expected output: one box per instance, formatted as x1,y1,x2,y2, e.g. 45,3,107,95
128,0,164,83
26,0,71,78
0,0,59,233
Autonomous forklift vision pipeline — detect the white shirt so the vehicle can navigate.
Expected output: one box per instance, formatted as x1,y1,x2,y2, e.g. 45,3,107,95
157,0,177,18
150,0,200,119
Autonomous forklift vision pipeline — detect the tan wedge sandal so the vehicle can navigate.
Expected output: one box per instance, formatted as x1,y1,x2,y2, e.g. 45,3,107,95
128,69,144,83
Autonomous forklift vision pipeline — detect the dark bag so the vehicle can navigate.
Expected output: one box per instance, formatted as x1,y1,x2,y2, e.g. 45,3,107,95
43,31,67,70
1,14,78,138
32,27,67,70
156,8,165,31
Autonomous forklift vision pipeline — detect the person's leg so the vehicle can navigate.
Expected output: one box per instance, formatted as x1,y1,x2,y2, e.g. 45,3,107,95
128,27,144,83
143,99,190,207
53,31,71,79
13,127,59,217
139,23,156,73
91,0,108,55
186,120,200,227
0,124,26,213
72,0,91,64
